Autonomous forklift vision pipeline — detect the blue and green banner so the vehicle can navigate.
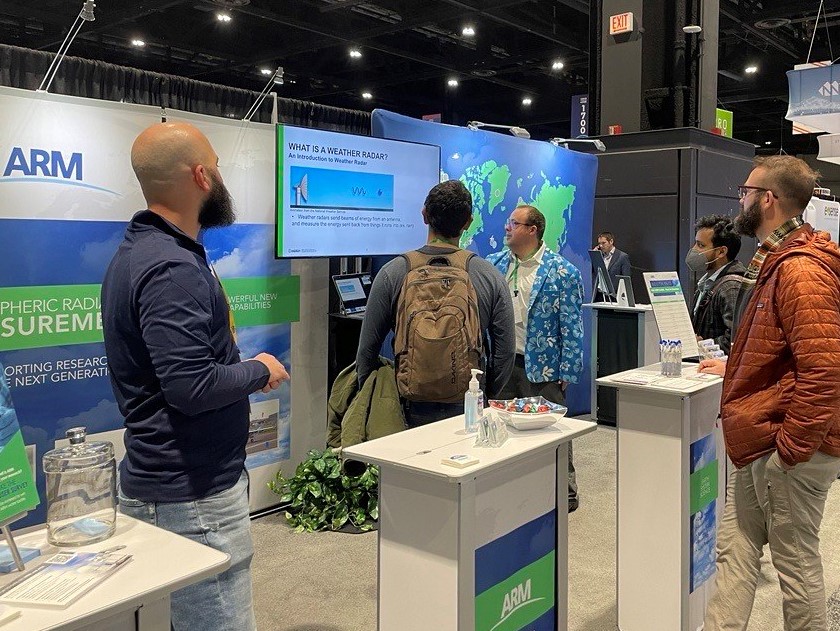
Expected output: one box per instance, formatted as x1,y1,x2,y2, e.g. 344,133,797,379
0,87,303,523
373,109,598,415
475,511,556,631
689,433,718,592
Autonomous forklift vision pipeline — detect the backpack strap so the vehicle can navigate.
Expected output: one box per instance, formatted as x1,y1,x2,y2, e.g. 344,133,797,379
403,247,474,272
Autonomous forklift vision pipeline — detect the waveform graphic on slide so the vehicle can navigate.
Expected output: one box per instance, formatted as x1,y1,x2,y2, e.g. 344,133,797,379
289,166,394,212
293,173,308,205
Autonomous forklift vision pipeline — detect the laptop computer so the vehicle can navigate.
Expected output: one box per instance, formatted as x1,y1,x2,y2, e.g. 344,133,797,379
332,273,373,316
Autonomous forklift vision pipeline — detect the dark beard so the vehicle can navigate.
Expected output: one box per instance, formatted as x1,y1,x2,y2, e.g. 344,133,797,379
734,197,762,238
198,173,235,229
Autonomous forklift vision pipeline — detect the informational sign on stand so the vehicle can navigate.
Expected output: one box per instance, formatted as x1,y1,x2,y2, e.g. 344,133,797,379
0,366,39,523
642,272,699,358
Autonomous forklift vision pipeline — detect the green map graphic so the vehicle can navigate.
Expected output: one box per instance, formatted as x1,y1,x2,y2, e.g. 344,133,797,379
458,160,576,252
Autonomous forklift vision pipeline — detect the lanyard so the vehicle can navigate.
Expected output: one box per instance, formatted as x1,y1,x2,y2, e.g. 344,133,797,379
508,258,522,297
507,245,542,297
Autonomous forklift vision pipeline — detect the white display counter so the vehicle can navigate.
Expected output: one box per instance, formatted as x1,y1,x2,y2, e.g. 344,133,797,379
344,414,596,631
2,515,229,630
597,363,725,631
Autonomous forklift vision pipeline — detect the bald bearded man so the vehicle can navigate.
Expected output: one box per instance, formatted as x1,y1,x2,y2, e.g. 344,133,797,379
102,122,288,631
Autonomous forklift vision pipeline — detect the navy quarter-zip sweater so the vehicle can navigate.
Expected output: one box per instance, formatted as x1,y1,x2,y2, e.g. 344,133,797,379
102,210,269,502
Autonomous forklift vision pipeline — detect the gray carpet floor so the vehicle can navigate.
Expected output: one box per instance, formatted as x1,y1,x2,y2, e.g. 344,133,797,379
251,426,840,630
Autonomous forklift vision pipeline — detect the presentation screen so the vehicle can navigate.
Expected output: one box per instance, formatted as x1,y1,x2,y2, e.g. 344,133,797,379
275,125,440,257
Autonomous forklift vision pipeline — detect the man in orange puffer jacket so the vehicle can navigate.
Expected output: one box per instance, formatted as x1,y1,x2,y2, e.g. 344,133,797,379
702,156,840,631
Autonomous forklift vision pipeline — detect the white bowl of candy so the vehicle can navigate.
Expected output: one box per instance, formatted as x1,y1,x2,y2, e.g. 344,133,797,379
487,396,568,430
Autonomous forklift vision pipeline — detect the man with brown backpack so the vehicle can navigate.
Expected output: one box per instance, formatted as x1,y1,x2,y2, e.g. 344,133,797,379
356,180,515,427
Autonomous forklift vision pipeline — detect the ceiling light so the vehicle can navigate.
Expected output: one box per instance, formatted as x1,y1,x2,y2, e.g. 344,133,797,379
447,78,459,87
522,97,532,106
362,92,373,100
349,49,362,58
765,141,772,145
260,68,272,76
551,60,564,71
745,65,758,74
217,12,232,22
462,25,476,37
131,39,145,47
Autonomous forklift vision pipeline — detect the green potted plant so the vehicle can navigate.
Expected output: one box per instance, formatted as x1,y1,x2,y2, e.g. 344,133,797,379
268,448,379,533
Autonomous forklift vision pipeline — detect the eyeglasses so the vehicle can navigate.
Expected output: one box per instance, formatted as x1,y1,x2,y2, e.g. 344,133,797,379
505,219,534,229
738,185,779,201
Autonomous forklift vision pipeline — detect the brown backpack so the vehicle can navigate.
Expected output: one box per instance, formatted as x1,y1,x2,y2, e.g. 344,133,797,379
394,248,483,403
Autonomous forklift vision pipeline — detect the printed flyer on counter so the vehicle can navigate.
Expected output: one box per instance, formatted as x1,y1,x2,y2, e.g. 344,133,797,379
0,365,40,523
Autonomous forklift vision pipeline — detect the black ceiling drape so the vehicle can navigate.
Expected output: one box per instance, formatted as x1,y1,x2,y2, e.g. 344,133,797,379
0,44,370,134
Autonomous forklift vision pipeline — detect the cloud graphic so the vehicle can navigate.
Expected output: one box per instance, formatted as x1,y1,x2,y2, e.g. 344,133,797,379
55,398,122,437
207,227,284,278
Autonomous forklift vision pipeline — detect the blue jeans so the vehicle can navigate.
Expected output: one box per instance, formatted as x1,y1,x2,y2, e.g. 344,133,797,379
118,471,256,631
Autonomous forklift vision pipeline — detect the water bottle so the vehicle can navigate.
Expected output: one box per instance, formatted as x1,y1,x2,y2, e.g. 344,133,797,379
675,340,682,376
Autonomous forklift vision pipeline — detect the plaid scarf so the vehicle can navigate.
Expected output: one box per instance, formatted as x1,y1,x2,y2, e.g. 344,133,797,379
743,215,805,282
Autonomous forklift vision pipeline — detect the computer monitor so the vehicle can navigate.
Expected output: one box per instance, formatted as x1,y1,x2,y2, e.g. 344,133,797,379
332,273,373,315
588,250,615,301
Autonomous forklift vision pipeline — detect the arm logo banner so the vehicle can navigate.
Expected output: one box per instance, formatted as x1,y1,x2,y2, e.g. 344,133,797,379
0,86,296,525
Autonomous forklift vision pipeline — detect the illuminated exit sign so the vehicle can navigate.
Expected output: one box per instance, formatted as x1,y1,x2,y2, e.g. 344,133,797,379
609,12,634,35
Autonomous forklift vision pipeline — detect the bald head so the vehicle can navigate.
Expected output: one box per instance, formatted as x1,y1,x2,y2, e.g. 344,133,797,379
131,122,218,203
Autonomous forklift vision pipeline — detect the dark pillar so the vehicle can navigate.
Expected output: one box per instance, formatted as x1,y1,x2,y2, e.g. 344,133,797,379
591,0,719,135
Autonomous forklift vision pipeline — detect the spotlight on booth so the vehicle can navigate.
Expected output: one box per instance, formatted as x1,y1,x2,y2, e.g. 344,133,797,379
466,121,531,139
549,137,607,152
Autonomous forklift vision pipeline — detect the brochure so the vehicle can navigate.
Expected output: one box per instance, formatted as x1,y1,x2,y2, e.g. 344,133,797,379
0,366,40,523
0,549,131,608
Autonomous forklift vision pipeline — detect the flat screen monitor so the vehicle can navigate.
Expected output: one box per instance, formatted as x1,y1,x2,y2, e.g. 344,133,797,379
332,273,373,315
275,124,441,258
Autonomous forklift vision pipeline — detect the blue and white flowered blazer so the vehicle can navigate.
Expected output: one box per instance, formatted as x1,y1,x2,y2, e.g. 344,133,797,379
487,248,584,384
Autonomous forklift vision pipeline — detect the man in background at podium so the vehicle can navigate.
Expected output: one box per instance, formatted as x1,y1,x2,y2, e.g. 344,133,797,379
592,231,631,302
488,205,584,511
687,214,745,354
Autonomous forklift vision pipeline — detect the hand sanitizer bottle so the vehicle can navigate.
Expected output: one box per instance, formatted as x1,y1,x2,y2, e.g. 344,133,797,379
464,369,484,433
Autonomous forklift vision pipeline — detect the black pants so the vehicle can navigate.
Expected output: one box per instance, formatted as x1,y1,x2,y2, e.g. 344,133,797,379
496,355,578,505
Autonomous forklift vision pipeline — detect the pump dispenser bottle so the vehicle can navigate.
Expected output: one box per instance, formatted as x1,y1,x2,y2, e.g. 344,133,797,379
464,369,484,433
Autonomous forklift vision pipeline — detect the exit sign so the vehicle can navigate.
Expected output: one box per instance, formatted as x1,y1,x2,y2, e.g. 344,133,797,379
609,12,634,35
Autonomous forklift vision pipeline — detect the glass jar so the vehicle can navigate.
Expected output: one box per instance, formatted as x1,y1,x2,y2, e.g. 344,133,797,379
42,427,116,546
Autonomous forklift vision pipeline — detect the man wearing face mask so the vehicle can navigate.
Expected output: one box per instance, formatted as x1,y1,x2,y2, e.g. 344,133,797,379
101,122,289,631
701,156,840,631
686,215,745,354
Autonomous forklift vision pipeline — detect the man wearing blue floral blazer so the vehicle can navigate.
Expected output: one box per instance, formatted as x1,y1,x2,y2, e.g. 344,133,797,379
487,204,585,511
